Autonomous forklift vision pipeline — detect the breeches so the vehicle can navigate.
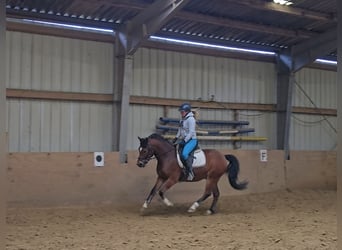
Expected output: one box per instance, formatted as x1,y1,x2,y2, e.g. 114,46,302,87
181,139,198,160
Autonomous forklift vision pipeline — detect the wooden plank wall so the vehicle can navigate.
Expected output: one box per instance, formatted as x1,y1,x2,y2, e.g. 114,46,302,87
7,150,336,207
6,88,337,116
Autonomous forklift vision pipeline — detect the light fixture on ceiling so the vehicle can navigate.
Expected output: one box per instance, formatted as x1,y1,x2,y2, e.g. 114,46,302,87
273,0,293,5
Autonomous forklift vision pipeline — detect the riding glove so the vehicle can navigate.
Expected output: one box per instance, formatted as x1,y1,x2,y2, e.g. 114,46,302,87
173,137,185,145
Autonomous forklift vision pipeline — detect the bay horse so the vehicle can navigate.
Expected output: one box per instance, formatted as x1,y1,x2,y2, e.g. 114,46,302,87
137,133,248,214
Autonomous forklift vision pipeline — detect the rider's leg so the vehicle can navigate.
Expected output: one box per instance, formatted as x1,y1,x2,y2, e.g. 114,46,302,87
185,157,194,180
182,139,197,180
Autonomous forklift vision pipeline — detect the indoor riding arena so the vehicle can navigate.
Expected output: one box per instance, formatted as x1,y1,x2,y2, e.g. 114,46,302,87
1,1,340,250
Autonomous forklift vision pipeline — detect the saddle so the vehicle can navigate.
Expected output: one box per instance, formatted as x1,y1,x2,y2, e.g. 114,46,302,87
176,145,206,168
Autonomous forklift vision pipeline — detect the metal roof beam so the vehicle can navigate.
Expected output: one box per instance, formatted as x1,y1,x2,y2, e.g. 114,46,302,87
6,9,121,30
104,1,316,38
280,27,337,72
221,0,336,21
7,1,319,39
291,28,337,71
177,11,315,38
120,0,190,55
72,0,337,23
61,1,317,38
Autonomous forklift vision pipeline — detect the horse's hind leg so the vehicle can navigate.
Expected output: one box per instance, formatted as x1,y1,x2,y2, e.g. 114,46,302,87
207,184,220,215
188,179,215,213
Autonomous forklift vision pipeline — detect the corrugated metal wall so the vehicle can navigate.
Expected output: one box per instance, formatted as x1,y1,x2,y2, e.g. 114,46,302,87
291,68,337,150
7,99,113,152
7,32,113,93
132,49,276,103
130,48,277,150
6,31,114,152
5,31,337,152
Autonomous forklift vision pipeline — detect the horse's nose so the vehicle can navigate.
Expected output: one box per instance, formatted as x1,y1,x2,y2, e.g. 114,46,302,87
137,161,145,168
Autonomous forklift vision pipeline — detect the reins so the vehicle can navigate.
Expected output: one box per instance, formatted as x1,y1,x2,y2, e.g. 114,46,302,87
141,142,175,163
154,147,175,159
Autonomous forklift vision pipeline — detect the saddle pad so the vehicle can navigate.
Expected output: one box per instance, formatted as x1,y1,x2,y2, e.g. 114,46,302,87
177,149,206,168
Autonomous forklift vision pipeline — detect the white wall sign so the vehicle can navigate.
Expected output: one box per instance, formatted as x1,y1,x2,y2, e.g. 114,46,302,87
94,152,104,167
260,149,268,162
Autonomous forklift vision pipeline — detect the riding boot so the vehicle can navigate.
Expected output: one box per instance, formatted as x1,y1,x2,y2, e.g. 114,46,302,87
185,157,194,181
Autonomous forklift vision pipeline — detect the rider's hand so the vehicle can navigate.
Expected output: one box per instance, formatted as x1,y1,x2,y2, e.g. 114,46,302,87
173,138,184,145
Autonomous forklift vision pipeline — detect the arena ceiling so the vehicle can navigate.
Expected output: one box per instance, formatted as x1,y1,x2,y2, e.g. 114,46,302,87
6,0,337,61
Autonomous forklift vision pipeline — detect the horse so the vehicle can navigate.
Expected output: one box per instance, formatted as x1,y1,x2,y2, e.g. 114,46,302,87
136,133,248,214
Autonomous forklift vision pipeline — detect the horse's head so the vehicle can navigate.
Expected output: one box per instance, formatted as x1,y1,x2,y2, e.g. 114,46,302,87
137,136,155,168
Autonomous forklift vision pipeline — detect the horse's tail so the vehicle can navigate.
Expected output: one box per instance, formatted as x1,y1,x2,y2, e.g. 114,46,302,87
225,154,248,190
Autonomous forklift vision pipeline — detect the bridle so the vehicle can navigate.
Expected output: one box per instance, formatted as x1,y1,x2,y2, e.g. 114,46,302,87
137,145,155,167
137,141,175,167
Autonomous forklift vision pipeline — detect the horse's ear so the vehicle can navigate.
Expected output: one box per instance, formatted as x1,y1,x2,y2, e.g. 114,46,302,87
138,136,142,141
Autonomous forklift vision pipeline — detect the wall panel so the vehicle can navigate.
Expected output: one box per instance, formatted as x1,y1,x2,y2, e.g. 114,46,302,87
291,68,337,150
130,48,277,150
6,31,113,93
7,99,113,152
5,31,337,152
6,32,114,152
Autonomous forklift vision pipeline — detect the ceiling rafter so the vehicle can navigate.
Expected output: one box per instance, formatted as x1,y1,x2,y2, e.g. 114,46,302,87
120,0,190,55
6,9,121,29
48,0,319,38
221,0,336,21
281,27,337,72
4,0,337,59
174,11,316,38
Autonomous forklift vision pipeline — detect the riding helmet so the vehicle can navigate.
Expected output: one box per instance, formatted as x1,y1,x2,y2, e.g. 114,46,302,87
178,102,191,112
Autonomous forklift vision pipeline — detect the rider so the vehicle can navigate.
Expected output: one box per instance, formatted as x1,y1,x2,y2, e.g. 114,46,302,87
173,102,198,181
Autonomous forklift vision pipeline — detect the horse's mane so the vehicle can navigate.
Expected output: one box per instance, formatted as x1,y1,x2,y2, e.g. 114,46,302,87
148,133,171,144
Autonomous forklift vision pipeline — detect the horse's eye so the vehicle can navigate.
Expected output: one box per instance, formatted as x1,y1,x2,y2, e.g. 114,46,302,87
139,148,147,154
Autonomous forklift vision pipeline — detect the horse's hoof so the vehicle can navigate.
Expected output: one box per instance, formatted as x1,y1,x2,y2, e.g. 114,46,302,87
188,208,196,213
206,209,214,215
163,198,174,207
142,201,148,209
140,206,146,213
188,202,199,213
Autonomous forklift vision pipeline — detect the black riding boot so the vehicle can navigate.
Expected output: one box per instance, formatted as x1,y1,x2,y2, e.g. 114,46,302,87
185,157,194,181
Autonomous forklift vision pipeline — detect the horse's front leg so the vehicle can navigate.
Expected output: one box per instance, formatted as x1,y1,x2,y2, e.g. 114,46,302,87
157,177,178,207
142,177,164,210
158,190,174,207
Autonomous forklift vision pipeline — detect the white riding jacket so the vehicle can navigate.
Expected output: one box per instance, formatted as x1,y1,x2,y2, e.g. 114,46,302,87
176,111,197,143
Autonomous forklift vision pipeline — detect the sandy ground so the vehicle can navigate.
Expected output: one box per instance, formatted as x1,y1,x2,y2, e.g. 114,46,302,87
6,189,336,250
